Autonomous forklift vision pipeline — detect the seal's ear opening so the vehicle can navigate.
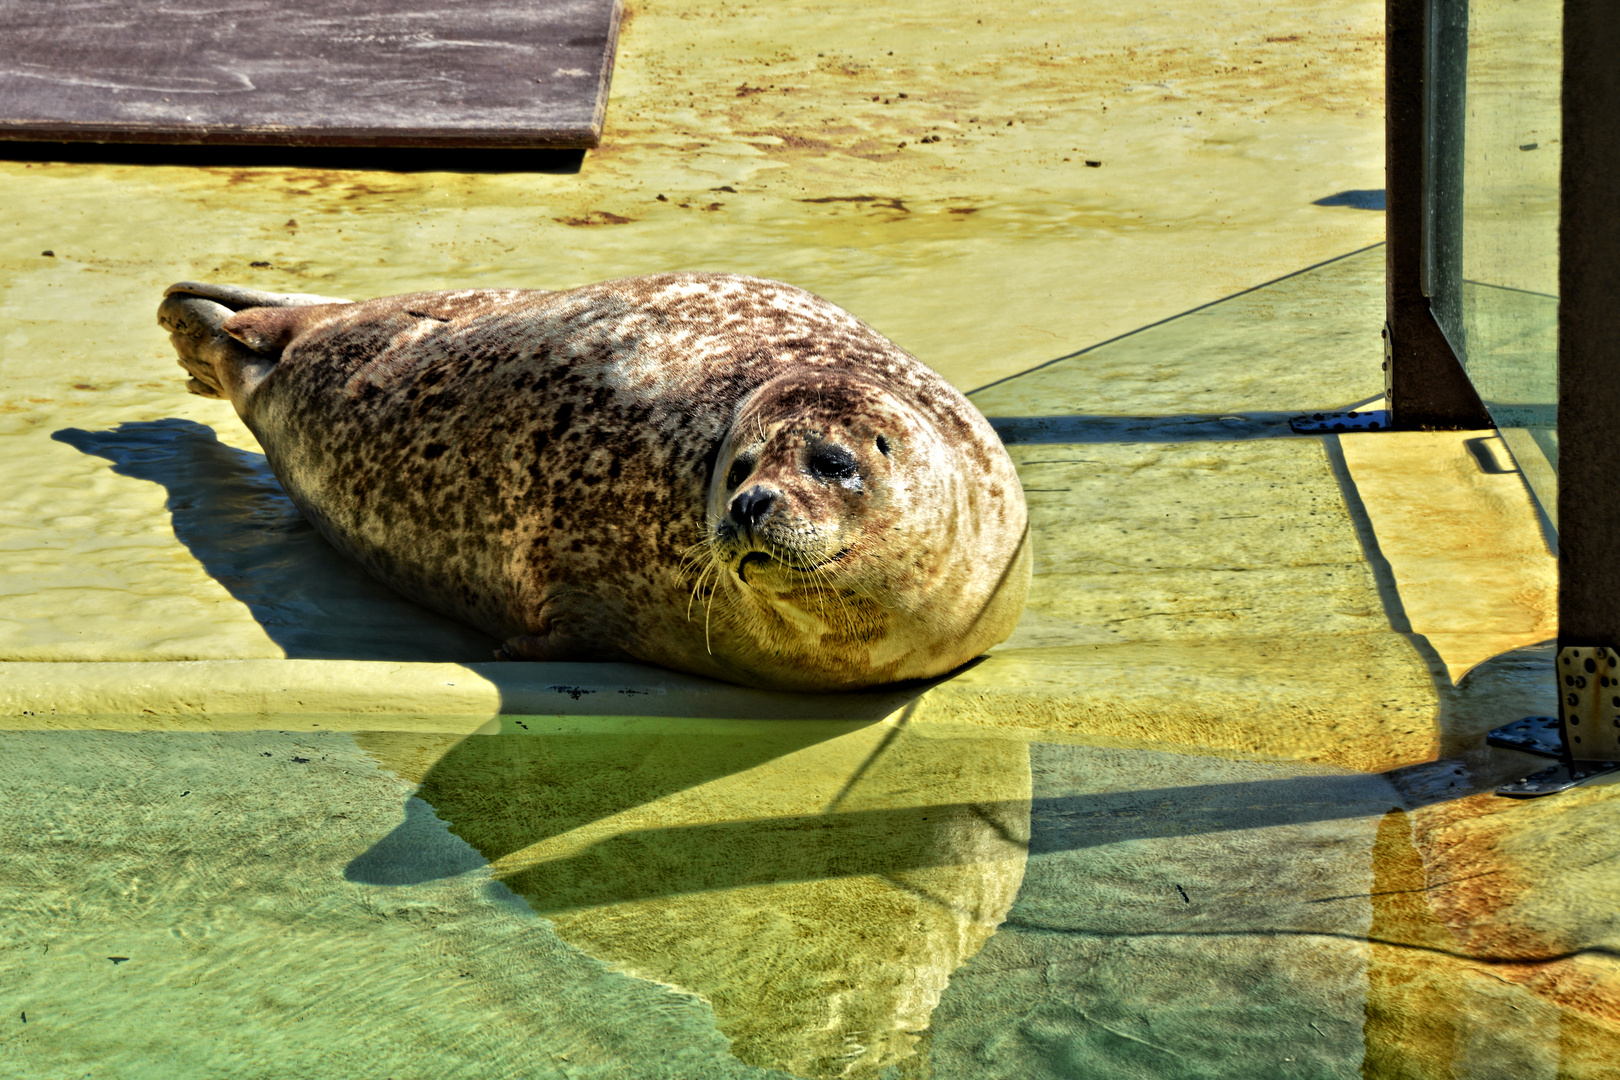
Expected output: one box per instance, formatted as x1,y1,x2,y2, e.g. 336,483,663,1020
875,435,892,456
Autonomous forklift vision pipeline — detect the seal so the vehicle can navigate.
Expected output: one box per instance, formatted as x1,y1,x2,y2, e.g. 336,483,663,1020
156,274,1030,691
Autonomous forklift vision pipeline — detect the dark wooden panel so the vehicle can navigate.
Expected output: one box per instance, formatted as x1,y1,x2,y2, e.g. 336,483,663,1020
0,0,620,148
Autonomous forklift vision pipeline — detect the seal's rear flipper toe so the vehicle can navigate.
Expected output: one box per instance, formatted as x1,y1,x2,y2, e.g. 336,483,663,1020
162,281,352,312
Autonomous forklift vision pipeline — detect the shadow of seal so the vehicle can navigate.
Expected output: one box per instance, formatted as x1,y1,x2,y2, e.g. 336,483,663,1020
157,274,1029,691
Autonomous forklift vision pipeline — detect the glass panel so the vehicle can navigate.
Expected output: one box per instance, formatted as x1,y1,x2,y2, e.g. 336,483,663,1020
968,246,1386,424
1426,0,1562,523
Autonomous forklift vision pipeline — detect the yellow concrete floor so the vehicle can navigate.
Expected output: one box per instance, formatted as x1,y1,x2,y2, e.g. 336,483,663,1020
3,2,1615,1078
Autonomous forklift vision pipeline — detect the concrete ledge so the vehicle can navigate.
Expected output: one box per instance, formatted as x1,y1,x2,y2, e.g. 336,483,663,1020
0,628,1445,772
0,658,918,731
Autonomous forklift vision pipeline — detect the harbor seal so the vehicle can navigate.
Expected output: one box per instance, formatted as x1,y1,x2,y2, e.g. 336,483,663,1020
156,274,1030,691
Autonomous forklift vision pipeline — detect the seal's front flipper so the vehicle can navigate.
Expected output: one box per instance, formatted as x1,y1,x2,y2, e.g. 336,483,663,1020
496,632,634,664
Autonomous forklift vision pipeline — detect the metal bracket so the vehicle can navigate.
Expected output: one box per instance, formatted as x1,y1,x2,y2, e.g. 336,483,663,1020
1497,760,1620,799
1288,409,1390,434
1492,647,1620,797
1487,715,1564,757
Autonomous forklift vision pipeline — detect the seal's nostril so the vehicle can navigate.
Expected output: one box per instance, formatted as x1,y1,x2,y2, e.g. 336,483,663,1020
730,485,775,528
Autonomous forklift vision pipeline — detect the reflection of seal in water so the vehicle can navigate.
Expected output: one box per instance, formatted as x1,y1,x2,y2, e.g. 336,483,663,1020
157,275,1030,691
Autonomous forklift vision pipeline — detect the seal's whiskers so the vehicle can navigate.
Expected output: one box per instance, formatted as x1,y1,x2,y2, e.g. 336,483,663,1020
686,557,718,623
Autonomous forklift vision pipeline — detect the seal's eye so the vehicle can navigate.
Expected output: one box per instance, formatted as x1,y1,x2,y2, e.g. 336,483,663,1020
808,445,859,481
725,457,754,490
875,435,891,456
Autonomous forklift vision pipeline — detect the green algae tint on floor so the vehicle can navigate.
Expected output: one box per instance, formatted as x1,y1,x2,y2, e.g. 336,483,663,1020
4,1,1620,1077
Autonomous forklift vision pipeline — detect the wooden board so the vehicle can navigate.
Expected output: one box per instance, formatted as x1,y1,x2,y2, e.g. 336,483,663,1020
0,0,620,148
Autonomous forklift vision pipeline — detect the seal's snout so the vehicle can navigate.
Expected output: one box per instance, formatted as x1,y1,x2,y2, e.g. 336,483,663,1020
730,485,776,529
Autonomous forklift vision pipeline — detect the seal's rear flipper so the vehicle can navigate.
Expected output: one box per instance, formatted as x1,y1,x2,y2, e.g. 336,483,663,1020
158,281,352,405
223,304,350,354
157,293,260,400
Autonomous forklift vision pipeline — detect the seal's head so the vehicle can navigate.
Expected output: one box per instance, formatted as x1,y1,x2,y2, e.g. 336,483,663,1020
696,370,1030,691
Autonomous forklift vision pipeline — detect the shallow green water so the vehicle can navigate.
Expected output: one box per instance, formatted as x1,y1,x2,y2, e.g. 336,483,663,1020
2,725,1402,1079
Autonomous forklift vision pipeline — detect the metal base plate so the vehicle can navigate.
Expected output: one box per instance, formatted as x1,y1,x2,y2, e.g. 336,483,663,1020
1288,409,1389,433
1487,716,1564,758
1497,760,1620,798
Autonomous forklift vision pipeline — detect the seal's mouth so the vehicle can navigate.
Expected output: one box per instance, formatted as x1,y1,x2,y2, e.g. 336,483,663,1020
735,548,850,583
737,551,774,580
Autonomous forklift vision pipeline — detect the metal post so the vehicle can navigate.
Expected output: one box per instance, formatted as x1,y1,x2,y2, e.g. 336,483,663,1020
1384,0,1493,431
1558,0,1620,747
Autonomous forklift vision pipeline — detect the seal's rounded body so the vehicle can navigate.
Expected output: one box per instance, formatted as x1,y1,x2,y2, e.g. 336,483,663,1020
158,274,1029,691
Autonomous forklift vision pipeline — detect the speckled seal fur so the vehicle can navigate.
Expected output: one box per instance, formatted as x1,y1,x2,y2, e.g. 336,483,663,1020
157,274,1030,691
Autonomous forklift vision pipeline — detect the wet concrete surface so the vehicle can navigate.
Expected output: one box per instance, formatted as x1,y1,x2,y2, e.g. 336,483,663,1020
4,1,1616,1077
